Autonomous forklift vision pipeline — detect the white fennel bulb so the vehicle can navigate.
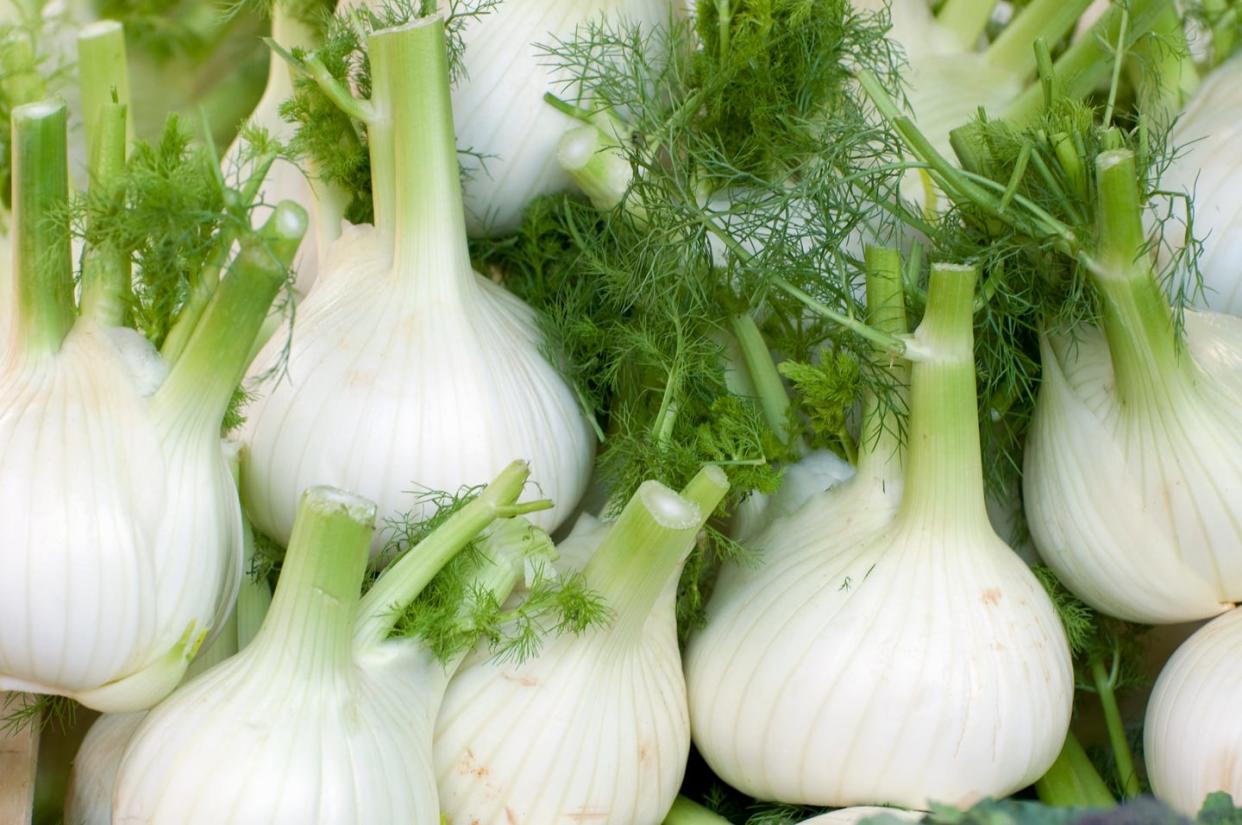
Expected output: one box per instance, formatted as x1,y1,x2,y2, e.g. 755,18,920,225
685,263,1073,808
435,467,729,825
114,462,550,824
731,449,856,543
64,524,273,825
1024,151,1242,623
0,101,305,711
450,0,673,236
1144,607,1242,816
1157,54,1242,314
242,17,594,554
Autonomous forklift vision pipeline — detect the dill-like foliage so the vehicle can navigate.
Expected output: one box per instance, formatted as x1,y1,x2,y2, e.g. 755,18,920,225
0,692,77,735
475,1,906,631
277,0,499,223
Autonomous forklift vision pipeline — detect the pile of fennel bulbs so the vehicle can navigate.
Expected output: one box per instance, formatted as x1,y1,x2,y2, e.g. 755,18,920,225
112,461,549,823
686,261,1074,808
0,94,306,712
240,14,595,554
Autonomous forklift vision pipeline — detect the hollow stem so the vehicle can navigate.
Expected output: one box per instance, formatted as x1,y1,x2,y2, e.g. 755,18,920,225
1004,0,1173,127
935,0,995,50
986,0,1094,79
247,487,374,681
77,21,132,147
1089,150,1192,407
155,202,306,433
583,467,728,642
895,263,989,535
354,461,546,647
10,101,74,356
662,796,733,825
78,99,130,327
1035,729,1115,807
366,18,473,287
1091,653,1141,798
728,313,792,444
856,246,908,483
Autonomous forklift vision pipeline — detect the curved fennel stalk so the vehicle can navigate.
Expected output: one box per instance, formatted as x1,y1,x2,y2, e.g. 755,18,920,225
434,467,729,825
113,461,551,823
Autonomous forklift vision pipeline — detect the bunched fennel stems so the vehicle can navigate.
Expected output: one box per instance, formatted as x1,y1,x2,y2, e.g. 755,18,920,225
10,100,73,355
1035,731,1115,808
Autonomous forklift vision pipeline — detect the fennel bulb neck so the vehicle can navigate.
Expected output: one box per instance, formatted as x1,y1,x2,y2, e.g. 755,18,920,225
685,264,1073,808
1024,151,1242,623
114,463,544,823
434,468,729,825
241,16,594,555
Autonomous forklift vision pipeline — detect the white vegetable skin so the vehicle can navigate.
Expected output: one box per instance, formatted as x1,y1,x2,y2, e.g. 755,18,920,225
241,13,595,552
435,472,728,825
0,322,242,710
64,712,147,825
1158,55,1242,314
1145,607,1242,816
730,449,856,544
1023,315,1242,623
240,224,593,550
686,265,1074,808
452,0,673,236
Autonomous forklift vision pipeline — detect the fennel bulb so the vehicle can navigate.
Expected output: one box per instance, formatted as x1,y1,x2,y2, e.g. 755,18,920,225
452,0,673,236
434,467,728,825
0,101,305,711
64,524,273,825
1158,54,1242,314
242,14,594,554
1024,151,1242,623
685,263,1074,808
114,460,549,823
1144,607,1242,816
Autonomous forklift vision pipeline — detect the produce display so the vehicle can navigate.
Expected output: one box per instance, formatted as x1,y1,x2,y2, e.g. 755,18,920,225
2,0,1241,823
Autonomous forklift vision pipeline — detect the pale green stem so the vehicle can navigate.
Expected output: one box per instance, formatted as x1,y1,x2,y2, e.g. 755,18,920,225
10,101,74,356
1091,654,1141,798
855,246,908,483
1089,150,1192,408
935,0,994,50
583,467,728,641
78,99,130,327
354,461,545,647
1130,8,1199,127
247,486,374,681
77,21,132,148
1004,0,1173,127
985,0,1095,80
366,18,473,279
772,275,907,355
895,263,989,535
662,796,733,825
155,202,306,432
1036,729,1115,807
728,313,791,444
